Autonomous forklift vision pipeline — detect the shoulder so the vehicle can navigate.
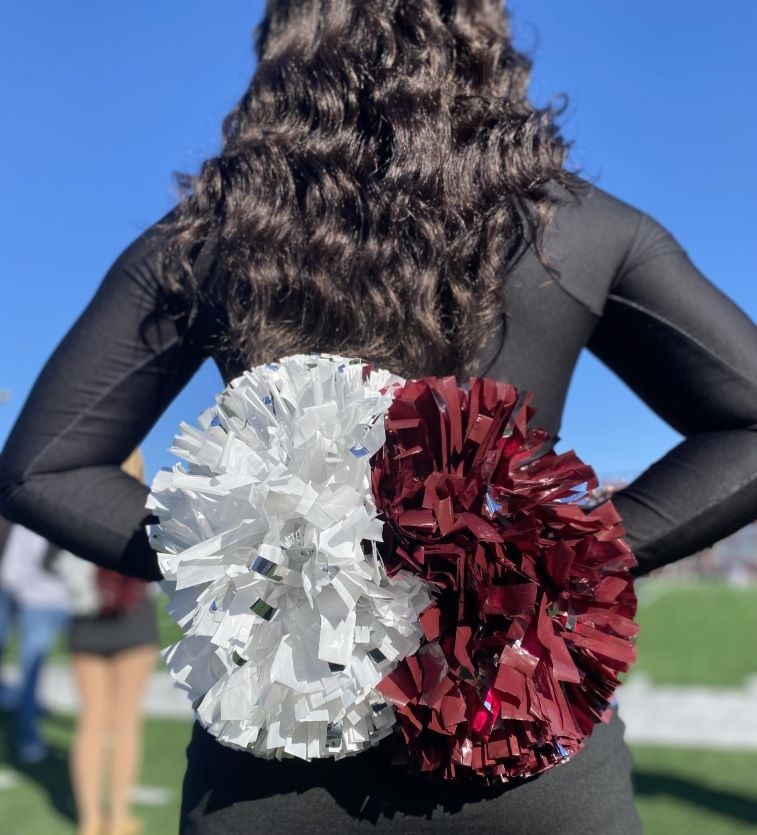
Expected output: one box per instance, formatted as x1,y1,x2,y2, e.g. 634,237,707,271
101,206,220,294
96,206,226,350
546,177,646,255
530,176,658,315
88,208,181,320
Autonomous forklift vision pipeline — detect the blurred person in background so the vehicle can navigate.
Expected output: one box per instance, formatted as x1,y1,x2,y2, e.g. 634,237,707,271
53,449,158,835
1,2,756,834
0,516,70,763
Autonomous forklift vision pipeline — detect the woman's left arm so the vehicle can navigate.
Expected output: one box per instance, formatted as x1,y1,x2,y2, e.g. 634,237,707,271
0,213,217,580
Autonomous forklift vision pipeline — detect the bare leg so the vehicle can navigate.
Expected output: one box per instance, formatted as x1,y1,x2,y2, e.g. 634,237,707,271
70,653,111,835
105,643,156,835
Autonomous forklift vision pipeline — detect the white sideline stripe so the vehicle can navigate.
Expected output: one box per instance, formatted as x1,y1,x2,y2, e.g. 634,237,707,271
0,770,20,790
0,774,172,807
131,784,174,806
616,674,757,749
2,665,190,718
3,666,757,750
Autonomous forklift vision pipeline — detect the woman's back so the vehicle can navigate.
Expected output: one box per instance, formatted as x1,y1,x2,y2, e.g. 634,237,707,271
2,178,753,584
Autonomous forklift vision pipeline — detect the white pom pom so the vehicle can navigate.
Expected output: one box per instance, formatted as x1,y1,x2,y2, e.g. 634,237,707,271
147,354,433,760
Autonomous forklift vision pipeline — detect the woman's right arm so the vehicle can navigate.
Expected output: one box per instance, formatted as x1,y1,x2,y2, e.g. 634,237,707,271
0,212,219,580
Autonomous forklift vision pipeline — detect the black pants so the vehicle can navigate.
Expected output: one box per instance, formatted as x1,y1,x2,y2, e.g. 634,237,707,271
179,706,643,834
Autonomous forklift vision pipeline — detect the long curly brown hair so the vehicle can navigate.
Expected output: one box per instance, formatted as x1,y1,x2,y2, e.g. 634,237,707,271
158,0,578,378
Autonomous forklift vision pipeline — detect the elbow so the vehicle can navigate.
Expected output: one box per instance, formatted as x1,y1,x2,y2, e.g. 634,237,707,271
0,451,27,524
0,444,39,526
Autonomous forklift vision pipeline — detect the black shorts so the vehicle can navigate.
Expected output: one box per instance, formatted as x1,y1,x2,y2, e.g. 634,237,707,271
68,594,159,657
179,705,642,835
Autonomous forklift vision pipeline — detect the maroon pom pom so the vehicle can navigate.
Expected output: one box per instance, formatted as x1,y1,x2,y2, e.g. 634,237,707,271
372,376,638,783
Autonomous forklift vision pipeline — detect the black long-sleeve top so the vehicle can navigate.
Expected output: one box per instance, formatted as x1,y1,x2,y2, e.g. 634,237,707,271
1,181,756,582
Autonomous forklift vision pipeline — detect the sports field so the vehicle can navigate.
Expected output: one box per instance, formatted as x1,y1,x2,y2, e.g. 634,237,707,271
1,580,756,835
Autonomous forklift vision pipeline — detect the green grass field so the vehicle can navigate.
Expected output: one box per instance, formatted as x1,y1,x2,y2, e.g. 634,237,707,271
633,746,757,835
1,579,755,834
631,579,757,686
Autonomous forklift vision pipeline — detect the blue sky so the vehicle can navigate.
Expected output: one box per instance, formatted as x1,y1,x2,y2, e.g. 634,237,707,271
1,1,754,484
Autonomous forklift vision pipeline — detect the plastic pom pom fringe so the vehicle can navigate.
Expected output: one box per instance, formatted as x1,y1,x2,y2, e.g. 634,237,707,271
147,355,638,782
147,355,433,759
372,376,638,782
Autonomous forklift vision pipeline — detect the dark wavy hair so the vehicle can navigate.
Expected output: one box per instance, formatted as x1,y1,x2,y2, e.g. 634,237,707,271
159,0,578,378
